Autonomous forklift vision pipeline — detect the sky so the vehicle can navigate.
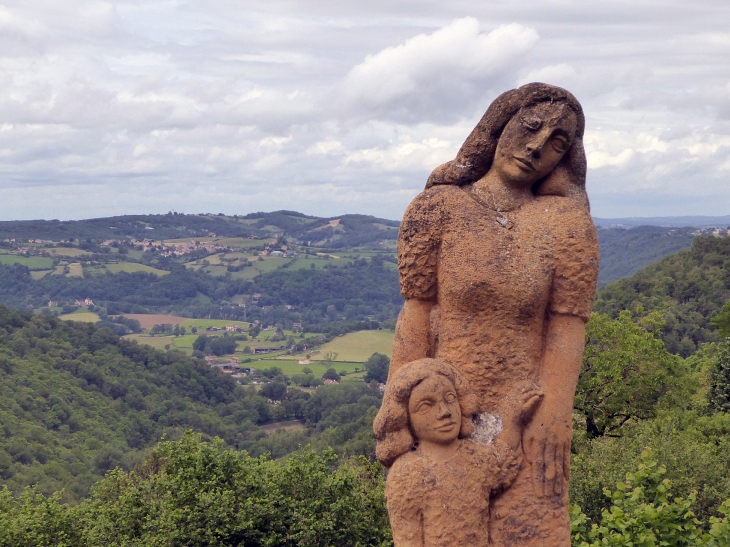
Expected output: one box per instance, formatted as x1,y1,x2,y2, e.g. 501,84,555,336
0,0,729,221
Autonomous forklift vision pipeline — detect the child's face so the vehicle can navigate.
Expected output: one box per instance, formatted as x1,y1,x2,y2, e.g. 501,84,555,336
408,375,461,445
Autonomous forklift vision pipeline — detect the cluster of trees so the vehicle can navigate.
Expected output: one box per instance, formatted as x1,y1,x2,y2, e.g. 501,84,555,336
192,334,238,356
0,433,392,547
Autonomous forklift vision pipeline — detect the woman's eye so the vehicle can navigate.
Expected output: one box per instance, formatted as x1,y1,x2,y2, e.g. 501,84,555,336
445,394,456,403
418,402,432,412
520,116,542,131
552,136,568,153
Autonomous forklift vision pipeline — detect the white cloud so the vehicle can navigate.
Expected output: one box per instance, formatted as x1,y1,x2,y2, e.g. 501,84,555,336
340,19,539,122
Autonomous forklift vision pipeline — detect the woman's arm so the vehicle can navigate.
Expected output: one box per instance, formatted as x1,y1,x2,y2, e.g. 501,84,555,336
523,312,586,498
389,298,435,379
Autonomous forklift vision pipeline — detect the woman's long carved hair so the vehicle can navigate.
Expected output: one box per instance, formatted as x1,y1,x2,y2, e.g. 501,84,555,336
425,82,589,210
373,358,478,468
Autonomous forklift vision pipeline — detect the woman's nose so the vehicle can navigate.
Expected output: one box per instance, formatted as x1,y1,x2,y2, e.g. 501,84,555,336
525,129,552,157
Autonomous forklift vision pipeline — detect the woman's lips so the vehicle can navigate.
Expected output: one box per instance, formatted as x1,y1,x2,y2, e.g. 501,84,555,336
513,156,536,171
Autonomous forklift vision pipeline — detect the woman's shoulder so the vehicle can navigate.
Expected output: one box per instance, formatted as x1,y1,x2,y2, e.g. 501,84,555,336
532,194,591,216
405,185,467,211
528,195,596,231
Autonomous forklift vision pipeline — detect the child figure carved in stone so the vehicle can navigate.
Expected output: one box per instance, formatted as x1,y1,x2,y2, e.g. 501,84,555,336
374,358,542,547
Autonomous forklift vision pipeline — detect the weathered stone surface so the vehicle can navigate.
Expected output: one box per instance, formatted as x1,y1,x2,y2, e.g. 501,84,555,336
375,83,599,546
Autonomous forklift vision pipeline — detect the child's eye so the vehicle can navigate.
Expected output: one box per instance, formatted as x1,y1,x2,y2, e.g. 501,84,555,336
445,394,456,403
417,402,433,412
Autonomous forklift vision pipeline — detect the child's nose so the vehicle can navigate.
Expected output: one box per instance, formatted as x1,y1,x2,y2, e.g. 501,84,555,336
437,402,452,418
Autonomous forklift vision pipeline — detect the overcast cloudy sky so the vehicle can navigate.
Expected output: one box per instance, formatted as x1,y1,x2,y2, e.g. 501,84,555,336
0,0,728,220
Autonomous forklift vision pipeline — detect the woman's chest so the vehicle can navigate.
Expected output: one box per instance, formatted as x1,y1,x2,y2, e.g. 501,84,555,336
437,210,554,318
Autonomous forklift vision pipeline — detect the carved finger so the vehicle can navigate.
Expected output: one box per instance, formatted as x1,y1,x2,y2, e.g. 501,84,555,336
523,434,535,464
553,442,564,496
563,442,571,482
544,442,557,487
533,438,547,497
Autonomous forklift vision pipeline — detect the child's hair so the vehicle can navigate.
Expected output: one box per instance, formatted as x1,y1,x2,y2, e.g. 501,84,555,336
373,358,479,467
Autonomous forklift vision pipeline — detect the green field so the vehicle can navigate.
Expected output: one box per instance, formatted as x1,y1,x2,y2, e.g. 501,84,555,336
30,270,53,280
291,330,394,362
170,334,197,349
59,312,101,323
67,263,84,277
124,334,176,349
0,255,54,270
105,263,169,276
215,237,267,249
44,247,90,257
257,359,365,377
179,318,250,330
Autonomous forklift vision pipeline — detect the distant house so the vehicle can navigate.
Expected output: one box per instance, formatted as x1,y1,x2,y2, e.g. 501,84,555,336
270,251,284,256
324,379,339,385
226,324,241,332
74,298,94,307
253,293,262,299
254,347,275,354
47,301,58,307
378,383,386,392
292,322,302,329
298,359,310,365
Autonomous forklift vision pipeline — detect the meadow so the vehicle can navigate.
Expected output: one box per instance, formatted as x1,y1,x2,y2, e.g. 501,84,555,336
124,333,176,349
67,262,84,276
122,314,188,329
59,311,101,323
104,262,169,275
0,254,54,269
289,330,394,362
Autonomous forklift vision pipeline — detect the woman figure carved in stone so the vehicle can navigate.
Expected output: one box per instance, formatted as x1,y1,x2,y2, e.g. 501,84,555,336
384,83,599,546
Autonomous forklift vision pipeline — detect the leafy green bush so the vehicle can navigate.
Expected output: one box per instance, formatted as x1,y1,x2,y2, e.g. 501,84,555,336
571,449,730,546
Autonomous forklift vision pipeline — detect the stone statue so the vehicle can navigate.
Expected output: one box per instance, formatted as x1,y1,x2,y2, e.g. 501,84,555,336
376,83,599,546
375,359,542,547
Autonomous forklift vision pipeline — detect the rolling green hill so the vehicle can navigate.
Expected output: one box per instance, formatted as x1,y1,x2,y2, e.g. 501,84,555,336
596,226,697,286
0,211,400,250
594,236,730,356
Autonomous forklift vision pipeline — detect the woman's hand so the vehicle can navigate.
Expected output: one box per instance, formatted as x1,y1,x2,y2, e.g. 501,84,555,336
523,312,586,497
523,408,571,497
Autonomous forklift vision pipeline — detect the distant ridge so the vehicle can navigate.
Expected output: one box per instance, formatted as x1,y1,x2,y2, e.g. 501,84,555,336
593,215,730,228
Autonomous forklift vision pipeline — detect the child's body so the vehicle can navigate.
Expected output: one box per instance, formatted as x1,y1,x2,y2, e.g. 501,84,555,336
374,358,541,547
386,437,521,547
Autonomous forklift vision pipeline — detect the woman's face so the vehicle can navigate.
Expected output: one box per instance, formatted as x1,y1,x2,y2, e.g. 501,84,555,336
408,375,461,445
492,102,578,188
